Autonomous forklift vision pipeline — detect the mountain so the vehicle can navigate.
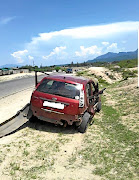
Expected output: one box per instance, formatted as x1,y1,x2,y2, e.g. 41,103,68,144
0,64,21,68
87,49,138,63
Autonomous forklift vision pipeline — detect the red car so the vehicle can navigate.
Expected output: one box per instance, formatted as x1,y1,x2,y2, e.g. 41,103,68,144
28,74,105,133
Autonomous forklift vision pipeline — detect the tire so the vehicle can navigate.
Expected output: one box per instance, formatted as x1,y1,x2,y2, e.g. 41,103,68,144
96,102,101,112
29,115,38,123
27,107,33,119
78,112,90,133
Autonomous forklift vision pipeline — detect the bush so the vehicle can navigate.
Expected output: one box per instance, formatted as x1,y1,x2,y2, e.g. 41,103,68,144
118,59,137,68
98,77,109,85
76,71,88,76
54,66,61,72
108,74,116,80
122,70,137,80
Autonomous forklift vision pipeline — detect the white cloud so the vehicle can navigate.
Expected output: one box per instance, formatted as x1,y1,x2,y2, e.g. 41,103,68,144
42,46,66,59
0,16,16,25
28,55,34,60
31,21,139,44
102,41,109,46
107,43,118,52
11,49,28,63
75,45,101,57
10,21,139,65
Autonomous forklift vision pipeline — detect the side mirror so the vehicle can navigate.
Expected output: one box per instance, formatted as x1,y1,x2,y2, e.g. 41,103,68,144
95,82,99,93
99,88,106,94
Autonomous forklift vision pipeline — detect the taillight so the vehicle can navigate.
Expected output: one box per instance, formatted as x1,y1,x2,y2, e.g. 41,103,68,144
79,89,84,107
76,83,84,108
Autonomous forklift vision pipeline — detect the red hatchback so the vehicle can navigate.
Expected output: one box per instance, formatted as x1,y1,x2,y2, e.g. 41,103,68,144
29,74,105,133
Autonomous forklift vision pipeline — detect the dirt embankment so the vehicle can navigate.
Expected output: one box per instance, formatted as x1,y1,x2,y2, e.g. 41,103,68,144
88,67,122,83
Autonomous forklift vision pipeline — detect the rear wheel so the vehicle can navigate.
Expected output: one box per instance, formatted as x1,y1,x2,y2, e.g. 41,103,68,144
78,112,90,133
29,115,38,123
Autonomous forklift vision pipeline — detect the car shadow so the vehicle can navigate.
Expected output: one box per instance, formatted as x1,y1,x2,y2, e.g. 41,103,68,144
28,119,79,134
5,117,79,137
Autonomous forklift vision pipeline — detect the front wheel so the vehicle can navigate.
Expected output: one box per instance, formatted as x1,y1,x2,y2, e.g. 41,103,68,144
96,102,101,112
78,112,90,133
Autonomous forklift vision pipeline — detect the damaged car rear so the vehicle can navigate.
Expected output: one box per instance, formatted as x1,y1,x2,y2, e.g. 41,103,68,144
29,74,105,133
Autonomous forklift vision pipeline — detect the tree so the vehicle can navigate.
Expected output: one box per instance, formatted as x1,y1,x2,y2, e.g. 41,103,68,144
54,66,61,72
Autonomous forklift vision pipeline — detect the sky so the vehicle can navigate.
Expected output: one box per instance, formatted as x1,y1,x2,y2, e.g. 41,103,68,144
0,0,139,67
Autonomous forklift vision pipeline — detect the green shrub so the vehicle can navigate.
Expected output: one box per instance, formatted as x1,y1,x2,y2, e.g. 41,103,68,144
54,66,61,72
76,70,88,76
122,70,137,80
108,74,116,80
118,59,137,68
98,77,109,85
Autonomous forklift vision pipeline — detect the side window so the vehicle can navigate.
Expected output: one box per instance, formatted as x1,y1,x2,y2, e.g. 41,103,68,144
86,83,91,98
91,83,95,94
47,80,54,88
86,84,89,99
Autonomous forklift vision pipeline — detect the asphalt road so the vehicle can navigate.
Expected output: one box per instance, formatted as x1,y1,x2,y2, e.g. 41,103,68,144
0,75,46,99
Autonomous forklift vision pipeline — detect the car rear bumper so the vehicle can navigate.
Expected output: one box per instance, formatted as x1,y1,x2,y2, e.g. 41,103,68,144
31,105,80,125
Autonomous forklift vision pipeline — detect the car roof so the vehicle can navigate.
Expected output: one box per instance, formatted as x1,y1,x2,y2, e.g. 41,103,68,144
46,74,90,85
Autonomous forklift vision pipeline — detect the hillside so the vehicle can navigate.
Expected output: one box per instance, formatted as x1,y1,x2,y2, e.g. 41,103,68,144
87,49,138,63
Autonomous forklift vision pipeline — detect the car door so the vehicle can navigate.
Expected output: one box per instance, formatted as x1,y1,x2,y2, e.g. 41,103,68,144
86,82,95,114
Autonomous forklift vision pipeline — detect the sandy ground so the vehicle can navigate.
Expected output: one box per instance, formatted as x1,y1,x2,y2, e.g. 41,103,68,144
88,67,122,83
128,67,138,71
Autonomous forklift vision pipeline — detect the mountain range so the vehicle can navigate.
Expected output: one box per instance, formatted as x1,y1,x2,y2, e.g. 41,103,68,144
87,49,138,63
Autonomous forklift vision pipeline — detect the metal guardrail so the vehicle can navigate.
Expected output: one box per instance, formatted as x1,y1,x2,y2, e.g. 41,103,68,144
0,71,46,138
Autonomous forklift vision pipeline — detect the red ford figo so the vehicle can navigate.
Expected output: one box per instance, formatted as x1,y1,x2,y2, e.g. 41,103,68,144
29,74,104,133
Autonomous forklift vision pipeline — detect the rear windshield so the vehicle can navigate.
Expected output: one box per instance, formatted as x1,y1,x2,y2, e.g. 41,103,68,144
36,79,80,99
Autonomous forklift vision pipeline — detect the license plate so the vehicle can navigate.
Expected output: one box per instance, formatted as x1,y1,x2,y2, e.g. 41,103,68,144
43,101,64,110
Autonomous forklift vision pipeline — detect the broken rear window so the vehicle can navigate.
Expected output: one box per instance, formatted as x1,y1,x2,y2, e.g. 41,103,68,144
36,79,80,99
